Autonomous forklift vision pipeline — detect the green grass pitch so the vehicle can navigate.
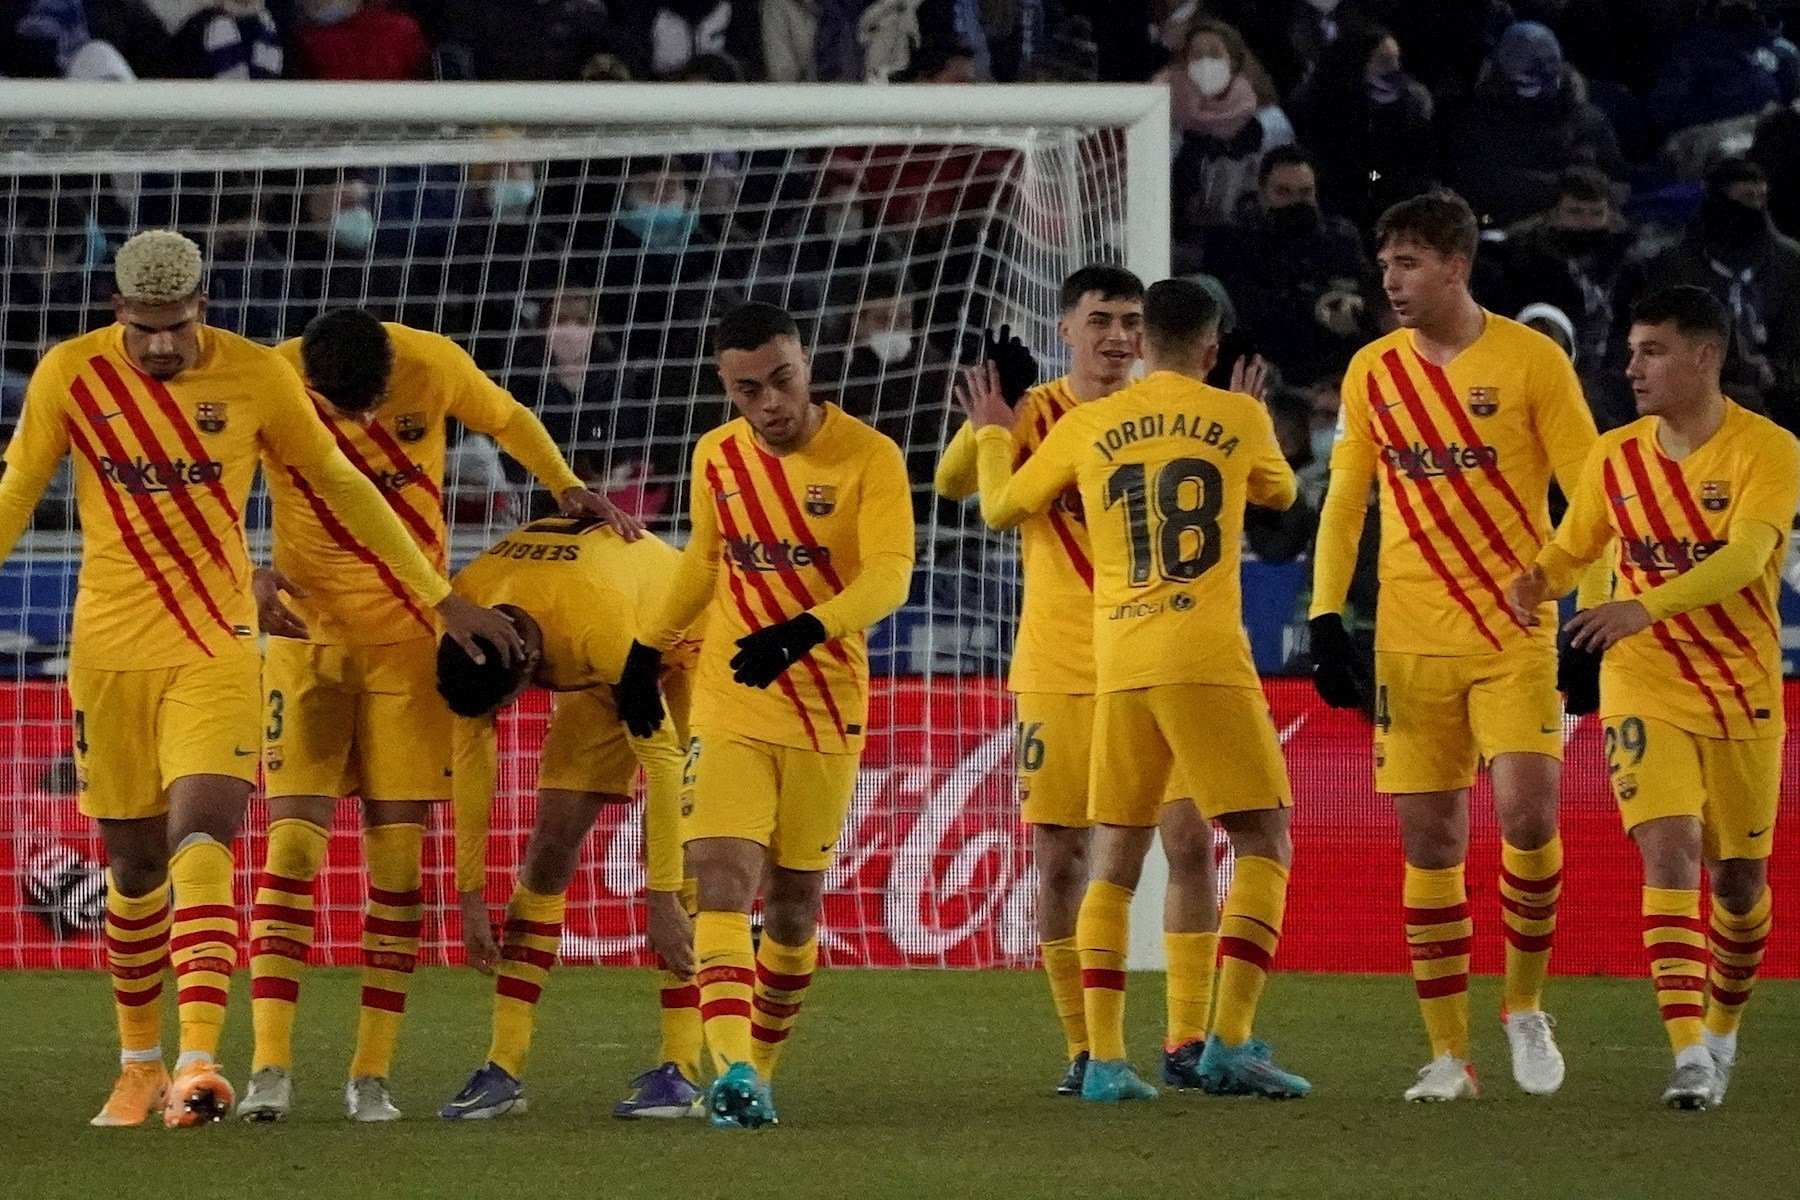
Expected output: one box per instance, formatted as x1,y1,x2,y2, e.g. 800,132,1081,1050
3,968,1797,1200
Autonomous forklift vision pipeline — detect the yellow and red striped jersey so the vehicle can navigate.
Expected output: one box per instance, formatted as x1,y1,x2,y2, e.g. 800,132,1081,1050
5,324,345,670
936,377,1095,694
270,324,582,646
1549,402,1798,740
975,371,1296,694
647,404,914,754
1329,315,1597,655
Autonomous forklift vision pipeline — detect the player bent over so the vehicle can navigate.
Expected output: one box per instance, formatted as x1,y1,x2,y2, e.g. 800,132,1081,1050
0,232,514,1128
615,303,915,1129
1509,287,1797,1110
966,278,1309,1102
239,309,636,1123
433,516,706,1119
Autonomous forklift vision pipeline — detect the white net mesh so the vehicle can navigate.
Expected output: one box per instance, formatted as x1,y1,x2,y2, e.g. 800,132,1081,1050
0,107,1133,969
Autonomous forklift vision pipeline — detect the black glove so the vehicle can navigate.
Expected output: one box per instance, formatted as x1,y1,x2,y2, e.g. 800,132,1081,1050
731,613,827,689
984,323,1039,405
1309,613,1367,710
1557,624,1601,717
614,640,665,738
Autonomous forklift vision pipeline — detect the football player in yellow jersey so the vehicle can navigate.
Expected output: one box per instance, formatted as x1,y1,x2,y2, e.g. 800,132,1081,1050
424,516,706,1121
1509,286,1799,1110
0,232,519,1128
936,266,1258,1096
237,308,639,1124
1309,192,1598,1101
616,302,914,1129
967,278,1310,1103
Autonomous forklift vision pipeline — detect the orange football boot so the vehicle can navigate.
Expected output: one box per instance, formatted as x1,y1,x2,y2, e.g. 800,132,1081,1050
163,1059,235,1128
90,1061,170,1127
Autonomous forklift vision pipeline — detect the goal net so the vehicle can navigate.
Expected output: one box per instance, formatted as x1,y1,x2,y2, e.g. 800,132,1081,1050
0,81,1169,971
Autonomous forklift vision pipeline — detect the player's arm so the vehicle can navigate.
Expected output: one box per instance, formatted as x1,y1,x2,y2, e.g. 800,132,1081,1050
624,715,694,976
0,356,74,564
1307,364,1378,708
1514,443,1612,616
1246,402,1298,513
933,421,980,501
450,712,503,973
730,437,915,688
1534,345,1600,495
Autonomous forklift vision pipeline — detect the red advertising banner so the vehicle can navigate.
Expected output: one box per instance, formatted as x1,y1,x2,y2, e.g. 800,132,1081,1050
3,678,1796,976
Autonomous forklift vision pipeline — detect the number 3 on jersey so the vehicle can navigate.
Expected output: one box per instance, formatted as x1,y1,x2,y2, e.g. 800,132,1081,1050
1103,457,1224,586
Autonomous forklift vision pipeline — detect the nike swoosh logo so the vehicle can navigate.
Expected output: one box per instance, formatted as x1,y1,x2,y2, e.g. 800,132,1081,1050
1372,401,1403,415
1610,493,1635,506
234,747,256,756
1540,724,1560,734
716,490,740,503
92,410,125,423
1748,827,1770,838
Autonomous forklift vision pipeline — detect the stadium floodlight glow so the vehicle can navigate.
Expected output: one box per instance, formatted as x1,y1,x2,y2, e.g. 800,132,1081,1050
0,80,1171,969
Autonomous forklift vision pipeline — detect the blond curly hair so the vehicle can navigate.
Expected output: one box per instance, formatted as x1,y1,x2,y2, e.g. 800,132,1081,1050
114,230,203,303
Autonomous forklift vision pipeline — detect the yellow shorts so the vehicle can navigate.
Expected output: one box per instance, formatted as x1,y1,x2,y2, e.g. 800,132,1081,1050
681,726,859,871
263,636,451,802
69,644,261,820
1605,715,1782,861
537,687,640,797
1373,647,1561,795
1016,692,1094,828
1090,684,1291,827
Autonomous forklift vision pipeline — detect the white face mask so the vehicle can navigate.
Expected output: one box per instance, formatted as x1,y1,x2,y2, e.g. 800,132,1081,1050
1187,56,1234,98
864,330,914,365
1305,0,1340,13
547,321,594,367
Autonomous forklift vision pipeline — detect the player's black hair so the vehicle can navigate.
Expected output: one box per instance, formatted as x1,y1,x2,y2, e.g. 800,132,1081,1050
300,307,393,412
716,302,800,353
1630,285,1731,348
436,632,531,719
1257,143,1315,185
1059,265,1145,314
1141,278,1222,353
1375,189,1479,261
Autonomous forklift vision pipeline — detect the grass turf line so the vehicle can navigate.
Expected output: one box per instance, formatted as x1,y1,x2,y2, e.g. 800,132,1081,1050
2,969,1796,1200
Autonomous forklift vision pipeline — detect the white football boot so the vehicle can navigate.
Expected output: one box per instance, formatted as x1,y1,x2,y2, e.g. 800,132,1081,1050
1404,1052,1479,1102
1503,1011,1566,1095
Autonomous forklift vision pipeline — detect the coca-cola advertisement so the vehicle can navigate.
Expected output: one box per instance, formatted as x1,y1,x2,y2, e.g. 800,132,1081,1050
3,677,1798,977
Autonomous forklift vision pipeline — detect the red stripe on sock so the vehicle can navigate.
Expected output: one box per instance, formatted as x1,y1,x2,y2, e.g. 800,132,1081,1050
1499,865,1561,894
1219,936,1274,972
1500,896,1557,921
111,956,170,981
1645,943,1708,966
173,904,238,923
1403,903,1470,925
114,983,163,1006
364,915,423,939
1659,1003,1705,1021
1709,982,1753,1005
503,918,562,939
501,945,556,971
257,872,316,896
367,886,423,908
177,985,229,1008
107,905,171,932
701,998,753,1021
1408,936,1473,960
170,929,236,954
698,965,756,988
1081,968,1126,991
1415,974,1468,1000
753,995,802,1019
253,976,300,1003
362,949,417,974
1504,929,1554,953
106,930,169,954
252,903,315,930
750,1024,791,1044
660,986,701,1009
250,935,309,962
495,975,542,1004
1654,974,1706,993
360,986,408,1013
756,963,813,992
1710,930,1768,955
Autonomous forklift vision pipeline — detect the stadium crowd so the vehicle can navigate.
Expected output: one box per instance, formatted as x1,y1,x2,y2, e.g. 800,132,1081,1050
7,1,1800,538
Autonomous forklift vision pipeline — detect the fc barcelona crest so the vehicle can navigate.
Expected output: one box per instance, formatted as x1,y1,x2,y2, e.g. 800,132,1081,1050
804,484,837,517
195,402,227,434
1467,387,1500,417
1700,480,1730,512
395,412,427,443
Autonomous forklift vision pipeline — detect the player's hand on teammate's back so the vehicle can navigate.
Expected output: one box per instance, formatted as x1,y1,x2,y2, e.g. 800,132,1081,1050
1506,563,1549,627
732,613,827,688
252,567,309,640
983,323,1039,405
458,890,500,974
646,888,696,977
1230,353,1270,401
1564,599,1652,653
956,361,1019,433
1308,613,1368,709
1556,625,1602,716
559,485,645,542
437,594,524,666
615,640,666,737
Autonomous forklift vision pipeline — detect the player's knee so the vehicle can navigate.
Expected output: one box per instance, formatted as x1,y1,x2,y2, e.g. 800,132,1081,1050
108,854,167,898
520,837,581,896
1711,861,1768,915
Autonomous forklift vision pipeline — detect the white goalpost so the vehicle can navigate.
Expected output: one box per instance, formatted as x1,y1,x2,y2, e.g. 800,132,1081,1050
0,80,1172,970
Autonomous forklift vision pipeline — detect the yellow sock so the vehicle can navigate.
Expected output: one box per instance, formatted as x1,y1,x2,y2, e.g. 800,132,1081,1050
1075,880,1132,1063
696,910,756,1073
1404,863,1471,1060
750,934,817,1079
1040,936,1089,1060
1213,857,1288,1046
1642,886,1706,1054
169,836,238,1063
249,818,327,1072
1500,836,1562,1014
351,823,423,1080
105,874,170,1060
1706,889,1772,1037
1164,931,1218,1048
486,885,564,1078
659,970,704,1082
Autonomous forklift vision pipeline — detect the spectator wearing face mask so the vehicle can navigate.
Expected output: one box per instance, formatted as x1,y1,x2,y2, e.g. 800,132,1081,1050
439,160,565,359
1288,22,1435,240
1441,21,1625,230
169,0,284,79
1623,156,1800,435
292,0,427,80
1202,144,1377,386
1647,0,1800,146
746,183,907,317
1157,18,1292,233
284,170,405,329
